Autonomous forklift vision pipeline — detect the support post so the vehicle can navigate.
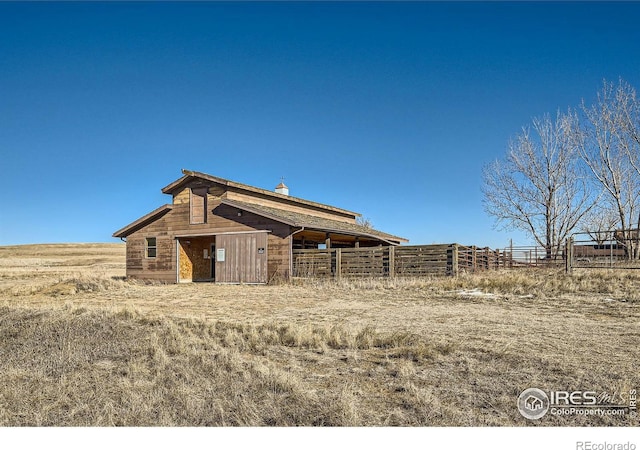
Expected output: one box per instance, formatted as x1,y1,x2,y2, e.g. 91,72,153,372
325,233,331,249
335,248,342,280
565,236,573,274
472,246,477,272
354,237,360,248
388,246,395,278
510,239,513,269
176,239,180,283
451,244,459,277
610,233,614,268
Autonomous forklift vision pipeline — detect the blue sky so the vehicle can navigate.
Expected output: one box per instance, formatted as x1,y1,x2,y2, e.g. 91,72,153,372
1,2,640,248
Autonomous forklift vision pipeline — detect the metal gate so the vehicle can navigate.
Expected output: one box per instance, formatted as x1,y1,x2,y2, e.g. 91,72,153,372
568,231,640,270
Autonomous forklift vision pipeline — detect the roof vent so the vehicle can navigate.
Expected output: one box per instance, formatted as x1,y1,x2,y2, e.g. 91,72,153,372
275,178,289,196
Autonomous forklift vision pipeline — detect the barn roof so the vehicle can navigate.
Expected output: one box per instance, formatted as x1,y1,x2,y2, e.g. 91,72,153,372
114,170,407,244
220,199,408,245
162,169,360,218
112,204,173,238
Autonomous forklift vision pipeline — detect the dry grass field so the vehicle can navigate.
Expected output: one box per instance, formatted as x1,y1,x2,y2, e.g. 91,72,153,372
0,243,638,426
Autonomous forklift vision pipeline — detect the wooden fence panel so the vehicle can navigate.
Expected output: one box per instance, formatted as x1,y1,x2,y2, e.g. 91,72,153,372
394,245,452,276
292,243,510,279
340,247,388,277
457,246,504,272
292,249,333,278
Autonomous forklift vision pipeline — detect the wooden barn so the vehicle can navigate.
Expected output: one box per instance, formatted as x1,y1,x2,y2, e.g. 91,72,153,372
113,170,407,283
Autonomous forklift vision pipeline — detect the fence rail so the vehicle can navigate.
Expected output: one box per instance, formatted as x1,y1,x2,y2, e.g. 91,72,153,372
292,244,528,279
494,245,565,269
292,230,640,279
568,232,640,269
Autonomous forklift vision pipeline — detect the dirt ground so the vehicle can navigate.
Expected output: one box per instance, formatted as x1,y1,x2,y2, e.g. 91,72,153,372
0,243,638,426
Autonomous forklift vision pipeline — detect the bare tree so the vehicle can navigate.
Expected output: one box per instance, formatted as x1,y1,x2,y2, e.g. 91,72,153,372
579,79,640,258
483,111,595,258
613,79,640,176
581,203,620,246
356,216,373,229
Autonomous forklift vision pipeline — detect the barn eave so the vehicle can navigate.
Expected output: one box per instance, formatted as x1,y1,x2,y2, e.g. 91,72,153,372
220,199,408,245
112,204,173,238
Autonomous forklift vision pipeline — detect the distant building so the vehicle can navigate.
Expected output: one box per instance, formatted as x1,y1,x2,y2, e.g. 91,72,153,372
113,169,407,283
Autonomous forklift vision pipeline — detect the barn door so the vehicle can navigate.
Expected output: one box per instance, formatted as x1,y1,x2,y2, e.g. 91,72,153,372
214,233,268,283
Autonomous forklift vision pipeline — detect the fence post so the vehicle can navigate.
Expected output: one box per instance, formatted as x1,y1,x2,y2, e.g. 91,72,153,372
471,246,476,272
335,248,342,280
610,234,614,268
565,237,573,274
388,246,395,278
510,239,513,269
451,244,459,277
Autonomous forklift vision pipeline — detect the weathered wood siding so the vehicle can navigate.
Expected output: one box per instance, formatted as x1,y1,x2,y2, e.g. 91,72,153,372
125,232,175,282
225,189,357,224
173,188,190,205
125,186,292,282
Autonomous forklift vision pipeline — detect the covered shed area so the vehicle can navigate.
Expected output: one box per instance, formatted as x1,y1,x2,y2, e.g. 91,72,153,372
221,198,406,250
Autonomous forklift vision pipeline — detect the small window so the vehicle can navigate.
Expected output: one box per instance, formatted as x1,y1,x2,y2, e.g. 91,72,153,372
146,237,157,258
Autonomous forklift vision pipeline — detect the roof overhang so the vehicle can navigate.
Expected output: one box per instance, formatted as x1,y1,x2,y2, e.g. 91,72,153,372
220,199,407,245
112,204,173,238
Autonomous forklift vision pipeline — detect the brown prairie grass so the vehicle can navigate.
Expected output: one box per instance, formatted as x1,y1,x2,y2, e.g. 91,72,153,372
0,243,638,426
